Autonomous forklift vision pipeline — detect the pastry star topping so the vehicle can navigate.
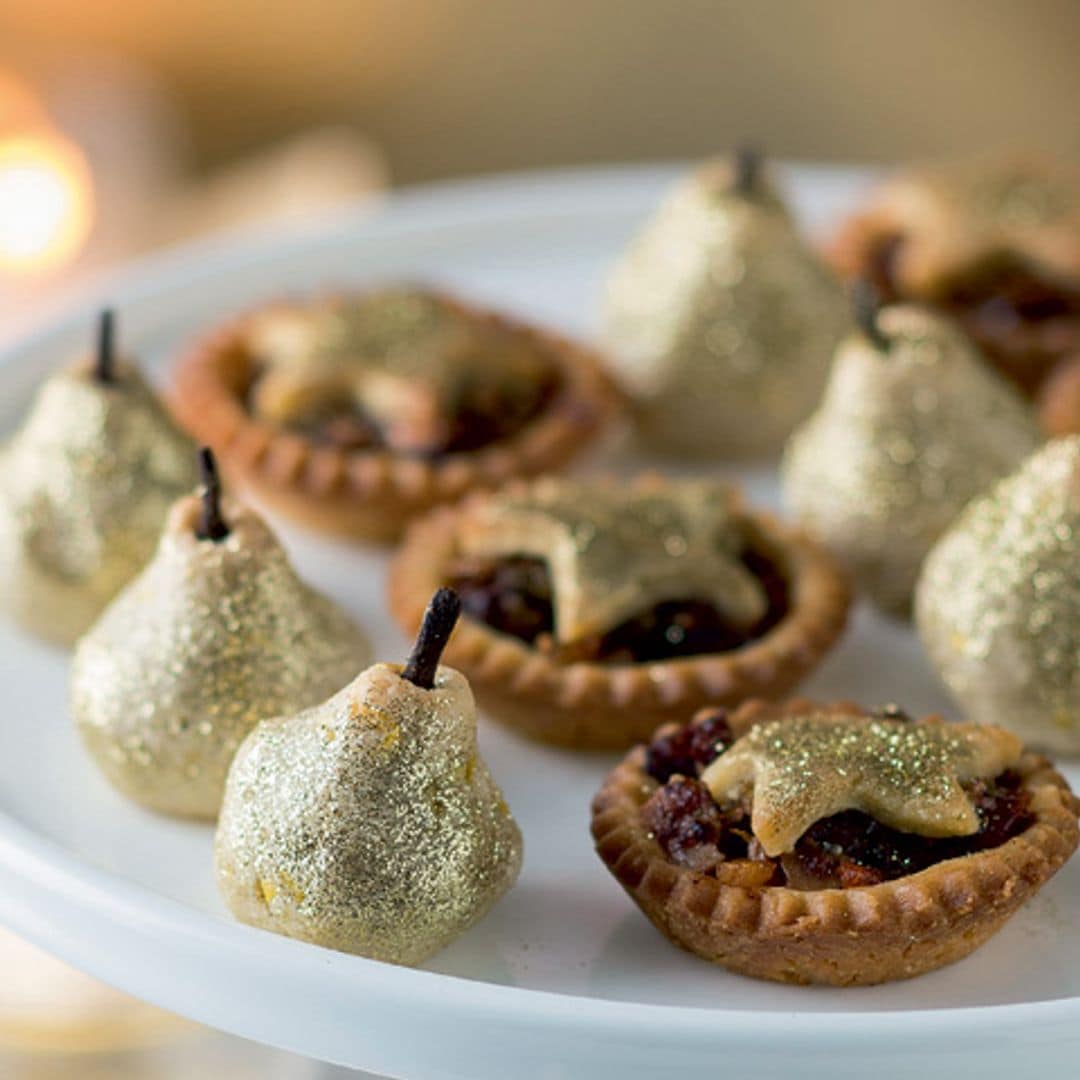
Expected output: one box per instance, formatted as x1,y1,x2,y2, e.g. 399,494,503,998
247,288,550,453
700,710,1022,857
457,478,768,645
881,159,1080,295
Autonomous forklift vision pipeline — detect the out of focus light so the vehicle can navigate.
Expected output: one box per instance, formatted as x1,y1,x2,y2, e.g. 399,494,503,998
0,132,93,274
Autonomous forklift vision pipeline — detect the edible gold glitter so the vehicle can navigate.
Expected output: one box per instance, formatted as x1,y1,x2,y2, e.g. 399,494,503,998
781,305,1041,613
214,662,523,965
246,288,550,453
701,709,1022,857
458,476,766,644
603,157,851,458
0,360,198,646
71,494,371,819
916,436,1080,755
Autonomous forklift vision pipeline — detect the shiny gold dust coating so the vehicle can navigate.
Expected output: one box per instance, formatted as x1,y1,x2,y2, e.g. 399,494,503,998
458,476,766,644
71,495,371,819
247,288,550,453
781,305,1041,613
868,158,1080,297
0,360,198,646
602,158,851,458
916,436,1080,755
215,663,523,965
701,709,1022,857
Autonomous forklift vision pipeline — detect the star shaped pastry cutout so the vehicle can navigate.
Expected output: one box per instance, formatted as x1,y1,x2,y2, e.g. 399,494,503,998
458,478,768,645
701,710,1022,857
246,289,549,453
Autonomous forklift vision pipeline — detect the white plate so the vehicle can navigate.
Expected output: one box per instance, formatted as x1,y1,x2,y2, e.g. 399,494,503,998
0,165,1077,1080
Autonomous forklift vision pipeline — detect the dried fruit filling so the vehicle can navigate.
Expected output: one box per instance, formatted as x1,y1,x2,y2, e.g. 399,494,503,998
245,370,558,456
640,710,1035,889
448,550,788,664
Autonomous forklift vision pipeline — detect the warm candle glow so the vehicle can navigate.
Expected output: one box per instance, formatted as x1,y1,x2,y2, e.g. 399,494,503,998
0,132,93,274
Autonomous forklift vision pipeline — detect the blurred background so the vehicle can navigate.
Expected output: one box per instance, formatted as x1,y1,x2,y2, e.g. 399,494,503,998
0,1,1077,1074
2,0,1080,314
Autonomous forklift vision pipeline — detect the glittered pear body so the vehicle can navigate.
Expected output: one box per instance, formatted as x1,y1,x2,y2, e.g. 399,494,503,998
782,307,1041,613
71,496,371,819
603,163,850,458
215,663,523,965
916,437,1080,755
0,364,198,646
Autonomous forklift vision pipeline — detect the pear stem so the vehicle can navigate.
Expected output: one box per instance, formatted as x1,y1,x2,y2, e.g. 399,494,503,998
852,279,889,351
95,309,116,384
402,587,462,690
733,144,761,195
196,447,230,542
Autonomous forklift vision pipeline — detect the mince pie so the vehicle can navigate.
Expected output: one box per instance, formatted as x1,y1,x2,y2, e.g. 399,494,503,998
388,476,850,748
591,698,1079,985
171,287,618,541
830,156,1080,433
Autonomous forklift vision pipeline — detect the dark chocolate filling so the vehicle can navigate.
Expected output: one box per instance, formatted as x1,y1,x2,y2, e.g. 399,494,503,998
641,711,1034,889
866,233,1080,395
448,549,789,664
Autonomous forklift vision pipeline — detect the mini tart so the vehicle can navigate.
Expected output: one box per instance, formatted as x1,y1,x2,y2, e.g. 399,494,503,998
388,478,850,749
591,699,1079,986
171,288,619,542
829,157,1080,432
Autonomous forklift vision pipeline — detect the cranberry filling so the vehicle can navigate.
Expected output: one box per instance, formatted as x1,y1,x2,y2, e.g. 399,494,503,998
865,233,1080,394
449,552,789,664
641,717,1034,887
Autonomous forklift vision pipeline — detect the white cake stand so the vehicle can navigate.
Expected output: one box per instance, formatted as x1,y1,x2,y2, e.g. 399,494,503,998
0,164,1077,1080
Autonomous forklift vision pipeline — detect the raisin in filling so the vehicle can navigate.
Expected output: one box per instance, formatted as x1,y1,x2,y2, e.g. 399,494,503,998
448,551,789,663
641,716,1034,888
244,366,558,457
866,232,1080,394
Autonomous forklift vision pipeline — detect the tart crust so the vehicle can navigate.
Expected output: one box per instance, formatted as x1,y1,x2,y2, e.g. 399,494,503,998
171,291,620,542
388,489,851,749
591,699,1080,986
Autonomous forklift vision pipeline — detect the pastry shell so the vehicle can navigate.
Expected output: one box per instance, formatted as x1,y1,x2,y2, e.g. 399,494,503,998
171,291,620,543
388,489,851,749
591,699,1080,986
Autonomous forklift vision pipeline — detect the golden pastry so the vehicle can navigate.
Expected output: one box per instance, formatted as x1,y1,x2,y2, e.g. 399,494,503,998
603,148,850,457
917,436,1080,755
389,474,849,748
215,587,523,964
0,311,197,646
830,156,1080,428
171,286,618,542
782,295,1040,613
71,448,370,819
592,699,1078,985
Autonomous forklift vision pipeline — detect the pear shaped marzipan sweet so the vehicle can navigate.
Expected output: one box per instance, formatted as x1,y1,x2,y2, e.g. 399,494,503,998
0,311,198,646
782,297,1041,614
916,436,1080,755
602,148,851,458
72,449,371,820
215,588,523,965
